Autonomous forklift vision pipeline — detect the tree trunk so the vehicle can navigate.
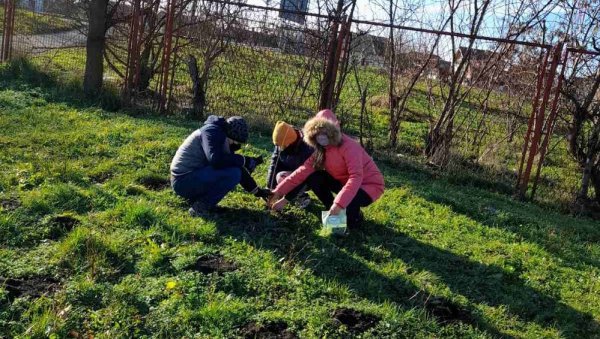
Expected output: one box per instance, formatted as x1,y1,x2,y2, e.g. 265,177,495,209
579,156,593,200
186,55,207,120
83,0,109,94
136,38,154,92
592,166,600,205
359,86,368,147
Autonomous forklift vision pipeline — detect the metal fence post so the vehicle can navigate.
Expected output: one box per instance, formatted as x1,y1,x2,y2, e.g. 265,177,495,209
516,44,563,200
1,0,16,62
123,0,143,103
158,0,176,113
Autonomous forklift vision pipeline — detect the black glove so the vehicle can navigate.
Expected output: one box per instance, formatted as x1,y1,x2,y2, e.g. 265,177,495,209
254,187,272,201
230,142,242,153
243,156,263,173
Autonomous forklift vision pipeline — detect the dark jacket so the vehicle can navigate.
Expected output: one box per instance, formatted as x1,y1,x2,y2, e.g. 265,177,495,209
170,115,260,194
170,115,244,176
266,131,314,189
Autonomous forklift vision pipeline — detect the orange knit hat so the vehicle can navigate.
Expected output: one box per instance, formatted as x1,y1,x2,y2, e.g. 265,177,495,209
272,121,298,149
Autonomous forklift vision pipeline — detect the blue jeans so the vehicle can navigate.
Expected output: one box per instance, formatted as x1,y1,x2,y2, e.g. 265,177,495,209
171,166,241,207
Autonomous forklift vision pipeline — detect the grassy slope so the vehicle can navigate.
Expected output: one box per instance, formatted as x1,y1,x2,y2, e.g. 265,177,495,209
1,78,599,338
0,6,74,35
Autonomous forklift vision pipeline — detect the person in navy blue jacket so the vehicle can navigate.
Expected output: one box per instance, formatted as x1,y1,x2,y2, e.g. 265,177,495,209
266,121,313,207
170,115,270,217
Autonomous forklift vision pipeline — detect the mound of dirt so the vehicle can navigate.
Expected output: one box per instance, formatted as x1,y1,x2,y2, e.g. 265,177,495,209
0,197,21,211
137,176,170,191
187,254,238,274
0,276,60,300
423,296,472,325
89,171,113,184
46,214,79,239
332,308,380,332
50,214,79,230
239,321,297,339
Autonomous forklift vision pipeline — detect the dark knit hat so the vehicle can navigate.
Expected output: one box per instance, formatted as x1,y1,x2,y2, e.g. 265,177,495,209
225,116,248,143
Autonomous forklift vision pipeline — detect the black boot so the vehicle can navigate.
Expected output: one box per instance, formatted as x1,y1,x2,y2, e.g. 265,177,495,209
347,211,365,230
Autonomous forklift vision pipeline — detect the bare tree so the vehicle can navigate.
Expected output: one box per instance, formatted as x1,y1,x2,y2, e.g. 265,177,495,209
186,1,245,119
425,0,494,166
564,68,600,205
425,0,556,167
560,0,600,207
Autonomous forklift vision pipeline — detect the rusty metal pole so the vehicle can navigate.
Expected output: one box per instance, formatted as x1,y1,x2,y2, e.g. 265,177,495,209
518,44,563,199
530,46,568,199
319,20,340,110
326,15,349,109
331,18,352,111
159,0,176,113
1,0,16,62
515,49,549,194
124,0,143,99
131,1,145,89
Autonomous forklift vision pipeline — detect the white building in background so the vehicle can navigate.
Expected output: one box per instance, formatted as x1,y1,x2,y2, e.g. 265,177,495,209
351,33,388,68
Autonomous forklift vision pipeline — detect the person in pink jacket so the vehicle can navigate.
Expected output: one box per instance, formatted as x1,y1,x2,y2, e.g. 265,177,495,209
270,109,385,230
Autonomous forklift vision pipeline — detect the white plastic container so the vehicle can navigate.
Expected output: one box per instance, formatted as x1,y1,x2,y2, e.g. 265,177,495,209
321,210,347,235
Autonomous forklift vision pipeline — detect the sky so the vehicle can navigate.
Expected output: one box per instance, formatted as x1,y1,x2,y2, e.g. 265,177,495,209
241,0,596,61
243,0,536,60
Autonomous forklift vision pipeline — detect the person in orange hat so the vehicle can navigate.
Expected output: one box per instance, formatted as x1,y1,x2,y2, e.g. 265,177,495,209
269,110,384,230
266,121,314,208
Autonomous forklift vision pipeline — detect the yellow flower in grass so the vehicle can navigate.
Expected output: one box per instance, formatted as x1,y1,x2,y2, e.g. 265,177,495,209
165,280,178,290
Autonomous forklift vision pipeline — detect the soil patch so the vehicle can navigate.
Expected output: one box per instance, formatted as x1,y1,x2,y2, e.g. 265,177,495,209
50,214,79,230
239,321,297,339
47,214,79,239
332,308,380,332
89,171,113,184
423,296,472,325
187,254,238,274
0,276,60,300
0,198,21,211
137,176,170,190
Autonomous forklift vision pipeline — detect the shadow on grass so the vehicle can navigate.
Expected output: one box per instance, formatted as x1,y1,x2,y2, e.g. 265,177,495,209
373,157,600,272
209,205,598,338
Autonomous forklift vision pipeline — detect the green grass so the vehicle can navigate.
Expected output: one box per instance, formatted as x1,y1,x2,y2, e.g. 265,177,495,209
0,6,75,35
1,68,600,338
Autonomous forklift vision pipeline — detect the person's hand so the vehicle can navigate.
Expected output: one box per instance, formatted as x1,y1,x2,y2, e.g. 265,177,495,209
329,203,342,216
254,187,272,201
243,156,263,173
267,191,282,207
271,198,288,212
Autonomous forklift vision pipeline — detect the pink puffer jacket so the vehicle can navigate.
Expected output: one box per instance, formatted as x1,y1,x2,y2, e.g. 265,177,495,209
273,109,385,208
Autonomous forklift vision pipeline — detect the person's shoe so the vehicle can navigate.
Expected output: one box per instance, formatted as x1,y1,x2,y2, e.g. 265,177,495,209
347,211,365,230
295,193,311,209
188,201,226,218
